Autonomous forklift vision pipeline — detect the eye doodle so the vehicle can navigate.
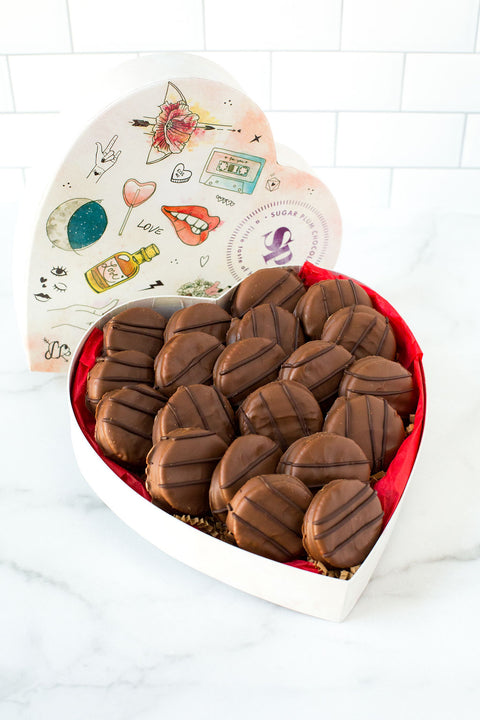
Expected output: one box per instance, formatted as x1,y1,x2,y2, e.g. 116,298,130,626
53,282,67,292
51,266,67,277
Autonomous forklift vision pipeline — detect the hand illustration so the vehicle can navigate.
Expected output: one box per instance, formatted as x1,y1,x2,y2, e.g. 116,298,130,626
87,135,121,182
48,299,119,331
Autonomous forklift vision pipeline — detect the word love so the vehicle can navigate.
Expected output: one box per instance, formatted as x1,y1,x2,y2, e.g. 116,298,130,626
262,226,293,266
137,219,164,235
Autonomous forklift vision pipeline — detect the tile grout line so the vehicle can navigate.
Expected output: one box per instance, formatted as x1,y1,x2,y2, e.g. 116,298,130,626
333,112,338,166
5,49,480,57
202,0,207,50
269,52,273,110
473,0,480,51
399,53,407,111
65,0,74,53
5,56,16,113
339,0,344,51
387,168,394,207
459,113,468,167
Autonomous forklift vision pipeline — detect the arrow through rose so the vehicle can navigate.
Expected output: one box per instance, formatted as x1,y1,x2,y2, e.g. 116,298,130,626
118,179,157,235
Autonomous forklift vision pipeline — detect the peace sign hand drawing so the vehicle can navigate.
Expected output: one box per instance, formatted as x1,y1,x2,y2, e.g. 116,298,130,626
88,135,121,182
48,299,119,331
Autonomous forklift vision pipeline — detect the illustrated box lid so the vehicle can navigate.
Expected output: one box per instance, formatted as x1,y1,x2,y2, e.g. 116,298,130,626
16,53,341,373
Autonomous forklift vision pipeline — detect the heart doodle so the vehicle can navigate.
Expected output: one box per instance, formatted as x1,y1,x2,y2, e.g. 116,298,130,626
171,163,192,184
200,255,210,267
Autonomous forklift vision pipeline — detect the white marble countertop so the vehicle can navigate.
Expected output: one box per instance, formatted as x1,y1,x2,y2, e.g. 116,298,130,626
2,200,479,719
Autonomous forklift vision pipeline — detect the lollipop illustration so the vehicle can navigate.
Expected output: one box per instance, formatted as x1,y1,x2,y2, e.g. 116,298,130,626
46,198,107,251
118,179,157,235
131,82,233,165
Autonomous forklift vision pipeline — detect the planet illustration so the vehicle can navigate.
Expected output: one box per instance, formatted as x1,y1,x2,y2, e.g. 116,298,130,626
46,198,108,251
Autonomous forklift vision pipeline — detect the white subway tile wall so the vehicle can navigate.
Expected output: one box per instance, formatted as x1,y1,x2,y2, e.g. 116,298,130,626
1,0,479,213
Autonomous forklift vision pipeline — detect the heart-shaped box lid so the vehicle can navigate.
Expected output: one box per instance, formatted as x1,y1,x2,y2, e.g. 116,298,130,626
17,54,341,373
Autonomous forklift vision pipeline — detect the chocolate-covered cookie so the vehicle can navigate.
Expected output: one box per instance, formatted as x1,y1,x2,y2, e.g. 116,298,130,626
86,350,154,413
277,432,371,491
154,331,224,396
279,340,352,407
145,428,228,516
322,305,397,360
237,379,323,451
295,278,372,339
302,479,384,568
103,307,166,358
95,385,167,466
226,303,304,356
323,394,405,473
153,384,235,445
213,337,286,405
226,474,312,562
209,435,282,521
231,267,306,317
321,305,396,361
164,303,231,343
339,356,416,417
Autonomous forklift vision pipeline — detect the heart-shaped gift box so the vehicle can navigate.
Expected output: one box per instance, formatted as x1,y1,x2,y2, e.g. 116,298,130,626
18,54,425,620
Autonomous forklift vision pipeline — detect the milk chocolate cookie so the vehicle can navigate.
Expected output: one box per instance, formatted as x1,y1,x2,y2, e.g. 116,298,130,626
231,267,306,317
295,278,372,339
103,307,166,358
323,394,405,473
154,331,224,396
164,303,231,344
95,385,167,466
146,428,228,516
279,340,352,407
277,432,371,491
321,305,396,361
226,474,312,562
237,380,323,451
86,350,154,413
213,337,286,405
153,384,235,445
302,479,384,568
209,435,282,521
339,356,416,417
226,303,304,356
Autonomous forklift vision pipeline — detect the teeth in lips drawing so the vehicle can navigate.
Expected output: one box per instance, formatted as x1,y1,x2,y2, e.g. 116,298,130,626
162,205,220,246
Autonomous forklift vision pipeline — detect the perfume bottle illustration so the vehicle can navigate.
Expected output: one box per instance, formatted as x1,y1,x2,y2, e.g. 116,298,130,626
85,244,159,293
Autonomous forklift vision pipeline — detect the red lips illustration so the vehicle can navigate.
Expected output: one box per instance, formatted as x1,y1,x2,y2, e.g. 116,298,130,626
161,205,220,246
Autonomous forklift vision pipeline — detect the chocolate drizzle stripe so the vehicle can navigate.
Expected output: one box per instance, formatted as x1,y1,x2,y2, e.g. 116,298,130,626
155,478,211,488
346,388,413,397
313,491,377,540
344,370,410,382
162,342,222,385
102,418,152,440
375,319,390,355
251,307,258,336
244,496,302,539
345,397,351,437
220,445,281,489
110,320,164,331
312,482,371,526
320,512,384,559
258,390,288,448
281,382,310,437
229,511,291,557
172,318,230,332
271,304,281,346
349,278,359,304
307,363,352,392
334,305,356,345
184,386,210,430
237,406,257,434
212,386,236,430
320,284,330,320
104,357,153,370
94,373,152,383
107,396,159,417
282,343,338,368
218,340,277,375
280,459,370,470
166,402,184,427
336,277,345,307
260,475,307,513
249,269,298,309
366,396,378,471
294,317,301,350
122,385,167,401
156,455,224,468
349,317,378,355
227,362,285,401
109,327,163,341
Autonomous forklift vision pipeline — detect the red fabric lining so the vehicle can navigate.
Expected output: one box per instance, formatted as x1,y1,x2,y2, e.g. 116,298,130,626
70,261,426,574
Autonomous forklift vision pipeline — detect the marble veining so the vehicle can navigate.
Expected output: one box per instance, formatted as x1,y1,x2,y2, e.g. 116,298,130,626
1,201,479,719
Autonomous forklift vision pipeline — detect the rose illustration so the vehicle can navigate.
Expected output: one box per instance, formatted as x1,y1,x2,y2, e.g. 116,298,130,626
152,101,199,155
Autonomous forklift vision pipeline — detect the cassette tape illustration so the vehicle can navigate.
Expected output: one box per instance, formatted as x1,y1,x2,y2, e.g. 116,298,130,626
200,148,266,194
